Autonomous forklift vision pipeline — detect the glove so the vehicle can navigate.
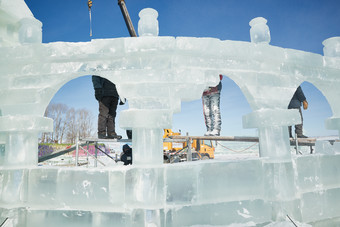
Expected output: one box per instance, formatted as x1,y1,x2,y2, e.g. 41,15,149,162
88,0,92,9
94,89,102,101
303,100,308,110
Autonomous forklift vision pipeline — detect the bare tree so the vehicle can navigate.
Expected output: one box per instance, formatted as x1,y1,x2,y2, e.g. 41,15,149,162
66,108,77,144
41,103,94,144
77,108,94,139
50,103,68,143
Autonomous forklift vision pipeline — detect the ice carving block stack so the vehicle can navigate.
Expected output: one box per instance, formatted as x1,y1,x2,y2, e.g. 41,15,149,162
1,1,340,226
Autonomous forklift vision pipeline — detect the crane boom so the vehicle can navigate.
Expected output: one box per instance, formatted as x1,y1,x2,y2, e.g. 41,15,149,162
117,0,137,37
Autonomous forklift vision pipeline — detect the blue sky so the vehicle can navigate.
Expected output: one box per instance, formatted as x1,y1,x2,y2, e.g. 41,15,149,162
26,0,340,138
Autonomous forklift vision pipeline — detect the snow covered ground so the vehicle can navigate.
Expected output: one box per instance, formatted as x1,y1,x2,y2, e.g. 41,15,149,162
214,141,259,161
39,135,339,167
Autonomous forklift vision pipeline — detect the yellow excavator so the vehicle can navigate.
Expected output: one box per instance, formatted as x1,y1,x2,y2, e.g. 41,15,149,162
163,129,215,163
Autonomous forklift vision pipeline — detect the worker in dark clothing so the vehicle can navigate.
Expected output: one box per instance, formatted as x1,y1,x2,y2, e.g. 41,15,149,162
120,144,132,165
288,86,308,138
92,75,122,139
126,130,132,139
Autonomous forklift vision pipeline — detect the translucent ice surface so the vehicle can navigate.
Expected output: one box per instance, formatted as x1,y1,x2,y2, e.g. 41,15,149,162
2,1,340,226
0,0,42,45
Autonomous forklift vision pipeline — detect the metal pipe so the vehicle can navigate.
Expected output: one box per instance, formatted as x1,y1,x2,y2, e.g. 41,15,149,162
86,142,89,167
118,0,137,37
94,144,115,160
0,217,9,227
186,132,192,161
295,133,299,155
94,142,98,167
75,134,79,166
171,135,260,142
79,146,106,166
187,138,192,161
38,143,87,163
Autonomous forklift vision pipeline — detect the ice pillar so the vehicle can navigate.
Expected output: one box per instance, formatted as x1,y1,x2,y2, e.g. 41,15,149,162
118,8,172,166
120,109,168,227
0,116,52,167
323,37,340,136
257,126,291,159
243,109,301,160
243,108,301,220
119,9,166,226
120,109,171,166
132,128,164,165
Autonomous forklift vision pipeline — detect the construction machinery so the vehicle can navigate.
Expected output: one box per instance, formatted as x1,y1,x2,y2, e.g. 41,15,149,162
163,129,215,163
163,129,183,152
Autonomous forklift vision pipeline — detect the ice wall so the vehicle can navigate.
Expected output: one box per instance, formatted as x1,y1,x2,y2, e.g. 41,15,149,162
0,0,42,46
1,154,340,226
1,1,340,226
1,11,339,166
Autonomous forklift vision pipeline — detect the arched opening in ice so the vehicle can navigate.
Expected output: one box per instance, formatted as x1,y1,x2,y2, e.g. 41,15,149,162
40,75,96,143
215,76,260,158
288,81,335,138
172,75,255,137
220,76,254,136
42,73,132,138
40,75,133,141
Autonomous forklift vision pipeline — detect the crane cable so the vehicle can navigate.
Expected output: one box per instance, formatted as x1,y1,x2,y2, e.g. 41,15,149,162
87,0,93,37
216,141,258,153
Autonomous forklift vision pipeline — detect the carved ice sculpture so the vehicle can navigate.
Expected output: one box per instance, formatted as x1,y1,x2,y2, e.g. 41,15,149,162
1,0,340,226
0,0,42,45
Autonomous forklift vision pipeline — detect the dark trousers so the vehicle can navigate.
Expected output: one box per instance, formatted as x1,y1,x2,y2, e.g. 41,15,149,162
288,107,303,137
98,96,119,135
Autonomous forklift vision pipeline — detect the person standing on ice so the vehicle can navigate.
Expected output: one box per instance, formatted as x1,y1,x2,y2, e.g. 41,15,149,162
92,75,122,139
202,74,223,136
288,86,308,138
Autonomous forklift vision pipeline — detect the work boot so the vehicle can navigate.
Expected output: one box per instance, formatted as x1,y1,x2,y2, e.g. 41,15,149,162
297,134,308,138
204,131,212,136
210,129,220,136
98,133,107,139
107,132,122,140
